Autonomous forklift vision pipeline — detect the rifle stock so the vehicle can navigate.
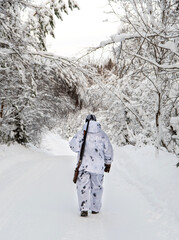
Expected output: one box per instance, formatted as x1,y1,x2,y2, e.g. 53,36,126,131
73,167,79,184
73,160,81,183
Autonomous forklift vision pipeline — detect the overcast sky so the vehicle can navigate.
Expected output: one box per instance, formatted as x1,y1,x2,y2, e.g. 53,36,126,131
46,0,119,58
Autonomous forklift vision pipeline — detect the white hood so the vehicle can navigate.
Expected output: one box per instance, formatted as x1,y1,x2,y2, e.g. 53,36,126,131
83,121,101,133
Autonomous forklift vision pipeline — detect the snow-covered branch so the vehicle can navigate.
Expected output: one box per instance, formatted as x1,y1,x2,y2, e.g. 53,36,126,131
125,51,179,71
100,33,179,57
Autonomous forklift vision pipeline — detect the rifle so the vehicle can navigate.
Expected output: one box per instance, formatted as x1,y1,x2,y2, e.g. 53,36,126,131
73,120,90,184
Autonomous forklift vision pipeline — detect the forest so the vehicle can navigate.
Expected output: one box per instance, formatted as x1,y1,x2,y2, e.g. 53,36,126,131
0,0,179,156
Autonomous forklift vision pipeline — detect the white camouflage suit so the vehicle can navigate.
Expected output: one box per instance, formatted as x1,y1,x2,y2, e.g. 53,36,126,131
69,120,113,213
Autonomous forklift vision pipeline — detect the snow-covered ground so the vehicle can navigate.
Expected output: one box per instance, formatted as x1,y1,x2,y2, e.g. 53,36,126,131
0,132,179,240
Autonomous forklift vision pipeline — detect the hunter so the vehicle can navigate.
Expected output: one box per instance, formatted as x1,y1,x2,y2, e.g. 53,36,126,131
69,114,113,217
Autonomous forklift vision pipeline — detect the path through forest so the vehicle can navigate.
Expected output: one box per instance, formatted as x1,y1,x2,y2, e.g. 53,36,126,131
0,136,179,240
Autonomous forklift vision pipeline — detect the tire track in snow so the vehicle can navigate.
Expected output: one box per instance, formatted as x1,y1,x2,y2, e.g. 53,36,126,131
114,158,179,240
0,157,57,232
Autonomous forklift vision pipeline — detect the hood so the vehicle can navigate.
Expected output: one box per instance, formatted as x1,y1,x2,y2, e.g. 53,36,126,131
83,120,101,133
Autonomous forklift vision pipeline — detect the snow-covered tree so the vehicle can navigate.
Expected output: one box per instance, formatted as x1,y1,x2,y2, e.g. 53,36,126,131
88,0,179,154
0,0,79,144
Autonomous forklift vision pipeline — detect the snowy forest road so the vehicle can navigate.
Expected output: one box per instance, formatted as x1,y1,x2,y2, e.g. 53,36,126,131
0,143,178,240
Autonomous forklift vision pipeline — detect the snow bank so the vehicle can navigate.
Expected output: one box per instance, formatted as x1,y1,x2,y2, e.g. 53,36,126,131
40,131,76,156
0,144,37,174
114,145,179,232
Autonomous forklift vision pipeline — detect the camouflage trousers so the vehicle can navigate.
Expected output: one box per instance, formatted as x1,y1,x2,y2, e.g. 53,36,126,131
76,171,104,212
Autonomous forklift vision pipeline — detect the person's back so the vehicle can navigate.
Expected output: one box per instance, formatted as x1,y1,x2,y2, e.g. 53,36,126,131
69,114,113,217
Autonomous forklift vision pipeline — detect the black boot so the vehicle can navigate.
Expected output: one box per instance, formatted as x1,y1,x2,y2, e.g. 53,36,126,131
81,211,88,217
91,211,99,214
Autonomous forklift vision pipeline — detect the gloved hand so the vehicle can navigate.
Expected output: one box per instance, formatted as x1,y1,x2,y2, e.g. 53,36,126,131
104,164,111,173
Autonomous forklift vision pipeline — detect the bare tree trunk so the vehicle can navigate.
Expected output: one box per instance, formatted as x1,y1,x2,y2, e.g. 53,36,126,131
155,92,162,157
160,0,168,25
0,102,4,118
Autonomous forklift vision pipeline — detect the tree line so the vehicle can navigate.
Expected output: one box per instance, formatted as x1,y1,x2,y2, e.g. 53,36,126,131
0,0,178,157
